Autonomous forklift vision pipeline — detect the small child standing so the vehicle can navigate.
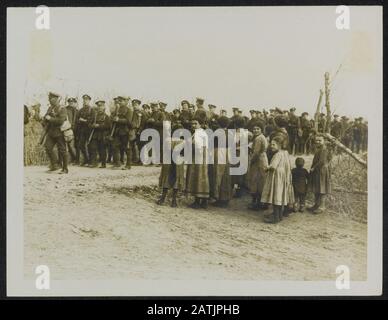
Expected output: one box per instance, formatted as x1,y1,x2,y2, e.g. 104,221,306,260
291,157,309,212
308,135,332,214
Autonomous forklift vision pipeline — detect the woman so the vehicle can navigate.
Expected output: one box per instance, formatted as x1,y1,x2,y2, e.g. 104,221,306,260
261,136,294,223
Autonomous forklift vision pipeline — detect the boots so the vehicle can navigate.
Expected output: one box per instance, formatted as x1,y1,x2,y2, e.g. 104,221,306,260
313,194,326,214
308,193,320,212
189,197,201,209
248,196,258,210
171,189,178,207
200,199,208,209
157,188,168,205
264,205,281,224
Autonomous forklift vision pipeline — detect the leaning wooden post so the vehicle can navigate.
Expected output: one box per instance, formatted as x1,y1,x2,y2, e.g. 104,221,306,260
324,72,331,133
314,89,324,131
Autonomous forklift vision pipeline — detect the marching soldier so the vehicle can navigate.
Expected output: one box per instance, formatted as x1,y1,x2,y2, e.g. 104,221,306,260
88,100,111,168
76,94,93,166
131,99,143,163
64,97,78,163
42,92,69,174
111,96,133,169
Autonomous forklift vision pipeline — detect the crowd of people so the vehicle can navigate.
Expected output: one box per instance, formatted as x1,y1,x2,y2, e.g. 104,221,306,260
24,92,368,224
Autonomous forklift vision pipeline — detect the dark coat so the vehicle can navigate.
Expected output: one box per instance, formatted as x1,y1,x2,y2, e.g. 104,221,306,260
44,105,67,138
310,146,332,194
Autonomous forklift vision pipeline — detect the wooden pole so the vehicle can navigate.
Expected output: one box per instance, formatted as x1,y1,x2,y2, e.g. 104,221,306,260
314,89,324,131
324,72,331,133
321,132,367,168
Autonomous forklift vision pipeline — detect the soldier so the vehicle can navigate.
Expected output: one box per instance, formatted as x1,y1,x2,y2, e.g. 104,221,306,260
318,113,327,133
64,97,78,163
131,99,143,163
107,97,120,163
76,94,93,166
340,116,352,148
287,107,300,155
351,117,363,154
159,102,170,121
111,96,133,169
228,107,240,129
193,98,208,127
220,109,227,117
179,100,192,130
330,114,342,139
88,100,111,168
207,104,219,130
299,112,313,154
42,92,69,174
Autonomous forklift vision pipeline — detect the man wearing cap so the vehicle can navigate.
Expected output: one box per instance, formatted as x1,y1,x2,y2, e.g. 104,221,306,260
159,102,170,122
287,107,300,155
228,107,241,129
299,112,312,154
330,114,342,140
111,96,134,169
87,100,111,168
340,116,352,148
351,117,364,154
42,92,69,173
179,100,192,130
64,97,78,163
193,98,208,128
130,99,143,163
318,113,327,133
207,104,219,131
76,94,93,166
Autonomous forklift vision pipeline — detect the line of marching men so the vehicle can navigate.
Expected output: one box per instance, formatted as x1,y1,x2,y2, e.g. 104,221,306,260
24,92,341,224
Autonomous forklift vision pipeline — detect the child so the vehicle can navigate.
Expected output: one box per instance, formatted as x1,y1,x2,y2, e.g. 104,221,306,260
308,135,332,214
261,136,294,223
291,157,309,212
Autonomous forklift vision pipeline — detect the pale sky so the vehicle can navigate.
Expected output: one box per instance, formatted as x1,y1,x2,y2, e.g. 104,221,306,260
9,6,382,119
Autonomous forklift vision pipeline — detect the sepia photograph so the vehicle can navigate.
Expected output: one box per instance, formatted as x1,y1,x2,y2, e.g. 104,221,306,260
6,4,383,296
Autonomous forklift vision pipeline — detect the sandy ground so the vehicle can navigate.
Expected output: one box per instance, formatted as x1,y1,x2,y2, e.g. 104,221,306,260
24,163,367,281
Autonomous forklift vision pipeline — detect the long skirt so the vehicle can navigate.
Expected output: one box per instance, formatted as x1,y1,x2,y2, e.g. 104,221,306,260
186,163,210,198
310,164,332,194
248,152,268,195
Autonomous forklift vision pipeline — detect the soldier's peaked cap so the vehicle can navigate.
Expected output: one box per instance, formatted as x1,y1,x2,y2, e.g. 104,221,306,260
232,107,239,111
150,102,159,107
181,100,190,105
95,99,105,104
117,96,130,100
82,94,91,99
196,97,204,103
49,91,61,98
132,99,141,105
302,112,309,116
67,97,77,102
159,102,167,107
290,107,296,112
208,104,216,109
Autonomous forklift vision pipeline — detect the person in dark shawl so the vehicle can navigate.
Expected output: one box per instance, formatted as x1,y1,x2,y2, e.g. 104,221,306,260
210,116,233,207
308,135,332,214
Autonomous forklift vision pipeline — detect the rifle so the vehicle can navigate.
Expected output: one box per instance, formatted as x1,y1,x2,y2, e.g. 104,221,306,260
110,104,119,138
87,110,97,145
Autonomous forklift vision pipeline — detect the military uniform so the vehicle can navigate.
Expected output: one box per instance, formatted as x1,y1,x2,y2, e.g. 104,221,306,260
111,97,134,168
287,109,300,155
43,93,68,172
88,103,111,167
76,103,93,165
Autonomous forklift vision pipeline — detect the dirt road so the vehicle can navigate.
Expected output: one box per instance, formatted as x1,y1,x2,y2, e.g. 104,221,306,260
24,165,367,281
